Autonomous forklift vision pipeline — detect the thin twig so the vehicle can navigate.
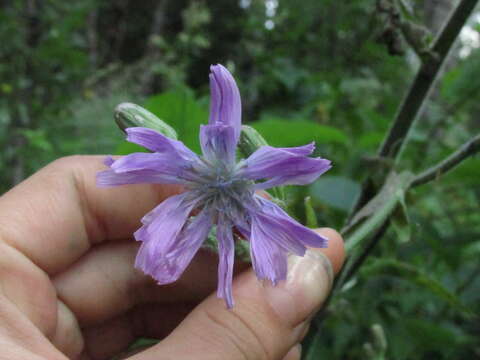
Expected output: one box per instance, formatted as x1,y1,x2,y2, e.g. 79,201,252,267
411,134,480,187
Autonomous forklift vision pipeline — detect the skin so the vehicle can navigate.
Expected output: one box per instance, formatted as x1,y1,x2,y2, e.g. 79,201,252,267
0,156,344,360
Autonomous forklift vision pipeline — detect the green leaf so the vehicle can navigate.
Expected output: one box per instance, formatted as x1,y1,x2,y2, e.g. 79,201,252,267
251,117,348,147
144,87,208,153
19,129,53,152
462,240,480,260
310,176,360,211
115,141,147,155
362,258,475,317
403,318,473,353
358,131,385,150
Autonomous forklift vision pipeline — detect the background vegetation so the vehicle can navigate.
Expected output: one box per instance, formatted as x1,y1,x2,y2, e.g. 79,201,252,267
1,0,479,359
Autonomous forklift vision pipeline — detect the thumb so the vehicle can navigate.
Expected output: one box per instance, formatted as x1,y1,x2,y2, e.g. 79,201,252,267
130,228,344,360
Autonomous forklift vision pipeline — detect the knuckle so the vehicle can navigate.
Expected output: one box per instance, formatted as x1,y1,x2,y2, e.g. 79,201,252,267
43,156,86,187
46,155,101,182
48,155,86,171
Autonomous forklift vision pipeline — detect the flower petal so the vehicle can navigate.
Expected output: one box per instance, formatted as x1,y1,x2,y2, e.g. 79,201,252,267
111,153,179,173
242,145,331,189
248,196,328,284
104,156,115,166
136,206,212,284
209,64,241,142
134,193,200,279
126,127,197,161
250,215,288,284
97,168,186,186
254,196,328,248
216,215,235,308
97,152,200,187
200,124,236,164
276,142,316,156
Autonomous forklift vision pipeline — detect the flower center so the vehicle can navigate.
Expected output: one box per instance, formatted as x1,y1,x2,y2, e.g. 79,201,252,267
189,159,254,217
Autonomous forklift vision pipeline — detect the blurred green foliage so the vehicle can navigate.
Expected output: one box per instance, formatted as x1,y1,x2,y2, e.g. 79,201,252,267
1,0,479,359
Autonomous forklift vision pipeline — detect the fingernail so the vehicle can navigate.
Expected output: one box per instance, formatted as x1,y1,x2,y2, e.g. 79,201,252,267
264,249,334,326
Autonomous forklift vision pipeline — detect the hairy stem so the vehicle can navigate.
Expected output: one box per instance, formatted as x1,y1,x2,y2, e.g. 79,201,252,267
343,221,390,285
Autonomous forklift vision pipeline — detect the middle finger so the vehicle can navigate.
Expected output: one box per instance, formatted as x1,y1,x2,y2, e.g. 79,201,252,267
53,240,247,327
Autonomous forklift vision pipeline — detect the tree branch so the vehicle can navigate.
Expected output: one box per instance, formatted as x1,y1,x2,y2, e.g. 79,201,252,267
411,134,480,187
378,0,477,160
348,0,478,218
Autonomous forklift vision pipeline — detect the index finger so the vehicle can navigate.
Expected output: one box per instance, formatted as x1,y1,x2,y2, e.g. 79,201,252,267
0,155,182,275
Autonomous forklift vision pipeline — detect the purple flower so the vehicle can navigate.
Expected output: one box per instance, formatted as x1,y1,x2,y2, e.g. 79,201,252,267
97,64,331,308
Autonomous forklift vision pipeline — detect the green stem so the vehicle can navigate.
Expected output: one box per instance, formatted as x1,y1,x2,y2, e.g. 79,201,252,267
345,192,399,253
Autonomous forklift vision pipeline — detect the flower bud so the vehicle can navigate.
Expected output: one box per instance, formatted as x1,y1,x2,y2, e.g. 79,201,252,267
304,196,318,228
238,125,268,157
371,323,387,352
114,102,178,139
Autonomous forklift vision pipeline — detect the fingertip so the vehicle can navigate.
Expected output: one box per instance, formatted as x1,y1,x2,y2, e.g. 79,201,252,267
315,227,345,275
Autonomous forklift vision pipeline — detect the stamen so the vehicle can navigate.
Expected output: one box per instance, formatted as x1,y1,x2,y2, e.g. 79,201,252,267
190,155,254,220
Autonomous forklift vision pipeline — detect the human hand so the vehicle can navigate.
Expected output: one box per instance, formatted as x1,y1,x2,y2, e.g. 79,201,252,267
0,155,344,360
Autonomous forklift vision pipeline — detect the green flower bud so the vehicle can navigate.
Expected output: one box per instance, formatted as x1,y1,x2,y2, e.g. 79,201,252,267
238,125,268,157
202,223,251,262
371,323,387,352
114,102,177,139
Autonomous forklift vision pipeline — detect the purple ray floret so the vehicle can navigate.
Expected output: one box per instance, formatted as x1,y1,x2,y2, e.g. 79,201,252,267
97,64,332,308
